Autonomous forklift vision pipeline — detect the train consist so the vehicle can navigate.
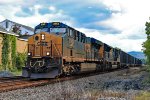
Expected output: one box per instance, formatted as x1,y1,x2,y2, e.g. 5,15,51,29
22,22,142,78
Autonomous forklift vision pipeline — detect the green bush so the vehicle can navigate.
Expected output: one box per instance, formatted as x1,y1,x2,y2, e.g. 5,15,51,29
11,35,16,69
2,34,10,70
16,53,27,70
1,34,17,71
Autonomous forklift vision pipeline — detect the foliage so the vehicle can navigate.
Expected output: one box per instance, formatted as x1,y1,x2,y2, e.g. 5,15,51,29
2,34,10,70
16,52,27,70
1,34,17,71
1,34,27,71
10,35,17,69
11,69,22,76
143,20,150,65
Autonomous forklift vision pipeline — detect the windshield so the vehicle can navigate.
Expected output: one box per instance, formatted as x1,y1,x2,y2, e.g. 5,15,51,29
35,28,49,34
50,28,66,33
35,28,66,35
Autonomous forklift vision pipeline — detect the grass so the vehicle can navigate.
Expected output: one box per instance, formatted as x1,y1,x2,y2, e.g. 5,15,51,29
11,69,22,76
135,92,150,100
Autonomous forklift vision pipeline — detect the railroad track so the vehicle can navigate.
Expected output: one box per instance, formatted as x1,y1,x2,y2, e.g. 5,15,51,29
0,67,132,93
0,78,49,93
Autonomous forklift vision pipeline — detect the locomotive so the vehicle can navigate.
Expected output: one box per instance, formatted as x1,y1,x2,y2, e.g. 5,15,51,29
22,22,142,78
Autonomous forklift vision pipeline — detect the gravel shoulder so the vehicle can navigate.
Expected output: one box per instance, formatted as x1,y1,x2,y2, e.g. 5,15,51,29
0,67,149,100
0,71,14,77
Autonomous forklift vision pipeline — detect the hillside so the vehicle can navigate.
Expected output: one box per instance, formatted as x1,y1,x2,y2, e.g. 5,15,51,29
128,51,145,59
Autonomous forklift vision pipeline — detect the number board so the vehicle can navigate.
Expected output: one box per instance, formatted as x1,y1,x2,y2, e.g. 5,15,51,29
52,22,60,26
41,23,46,26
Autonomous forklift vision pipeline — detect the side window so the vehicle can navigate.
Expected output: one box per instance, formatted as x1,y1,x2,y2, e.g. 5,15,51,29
67,29,70,36
81,34,82,42
68,28,74,37
70,29,72,36
81,33,85,43
74,31,76,40
80,33,82,42
83,36,86,43
77,32,80,41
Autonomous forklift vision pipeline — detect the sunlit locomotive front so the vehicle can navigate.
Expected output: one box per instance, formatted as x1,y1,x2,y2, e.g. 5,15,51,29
22,22,64,78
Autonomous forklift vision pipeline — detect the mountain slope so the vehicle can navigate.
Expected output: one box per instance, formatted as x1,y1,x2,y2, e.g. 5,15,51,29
128,51,145,59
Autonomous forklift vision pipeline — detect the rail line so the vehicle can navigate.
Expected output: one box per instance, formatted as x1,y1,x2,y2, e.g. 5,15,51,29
0,67,136,93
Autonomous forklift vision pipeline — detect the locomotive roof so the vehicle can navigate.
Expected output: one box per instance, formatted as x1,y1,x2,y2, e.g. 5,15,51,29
35,22,71,29
35,22,86,36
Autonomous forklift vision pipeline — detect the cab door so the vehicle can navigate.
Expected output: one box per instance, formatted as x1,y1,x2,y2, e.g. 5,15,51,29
34,34,42,56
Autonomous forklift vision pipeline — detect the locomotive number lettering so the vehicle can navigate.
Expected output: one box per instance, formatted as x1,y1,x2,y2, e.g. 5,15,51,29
37,42,48,46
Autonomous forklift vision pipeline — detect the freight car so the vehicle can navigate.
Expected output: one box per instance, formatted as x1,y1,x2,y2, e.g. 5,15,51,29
22,22,142,78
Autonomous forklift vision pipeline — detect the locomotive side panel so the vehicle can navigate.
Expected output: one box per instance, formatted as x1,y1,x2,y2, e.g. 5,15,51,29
85,37,92,61
120,51,128,67
90,38,103,62
74,32,86,62
62,30,85,62
80,63,96,72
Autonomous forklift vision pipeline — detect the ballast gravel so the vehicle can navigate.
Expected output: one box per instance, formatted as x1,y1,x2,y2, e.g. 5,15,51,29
0,71,14,77
0,68,149,100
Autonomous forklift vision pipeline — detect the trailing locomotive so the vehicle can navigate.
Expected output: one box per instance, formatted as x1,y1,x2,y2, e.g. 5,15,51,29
22,22,142,78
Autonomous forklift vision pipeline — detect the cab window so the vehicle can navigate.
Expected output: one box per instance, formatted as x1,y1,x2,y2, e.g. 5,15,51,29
35,28,49,34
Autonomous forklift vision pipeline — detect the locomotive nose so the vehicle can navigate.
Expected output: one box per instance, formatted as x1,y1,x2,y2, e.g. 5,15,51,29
28,32,51,57
23,31,63,78
28,32,62,58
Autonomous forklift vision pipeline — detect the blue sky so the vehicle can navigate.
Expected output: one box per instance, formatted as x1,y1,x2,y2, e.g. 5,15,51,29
0,0,148,52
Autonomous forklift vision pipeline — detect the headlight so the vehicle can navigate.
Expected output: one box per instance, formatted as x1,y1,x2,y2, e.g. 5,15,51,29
46,52,50,55
28,52,31,56
41,34,45,40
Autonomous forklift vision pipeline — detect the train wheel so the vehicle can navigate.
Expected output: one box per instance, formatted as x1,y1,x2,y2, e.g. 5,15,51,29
62,64,76,75
55,73,63,78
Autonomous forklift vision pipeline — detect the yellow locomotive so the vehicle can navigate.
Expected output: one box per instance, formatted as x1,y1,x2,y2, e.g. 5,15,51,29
22,22,142,78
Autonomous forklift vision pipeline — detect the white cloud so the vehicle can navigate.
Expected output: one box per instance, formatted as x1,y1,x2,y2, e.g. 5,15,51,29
0,15,5,21
0,0,24,4
49,6,56,11
0,5,22,22
0,0,148,52
6,5,73,28
93,0,149,51
0,3,75,28
77,28,145,52
100,0,149,34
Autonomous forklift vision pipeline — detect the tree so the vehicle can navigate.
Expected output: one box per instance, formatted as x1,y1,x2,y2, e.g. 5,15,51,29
143,20,150,65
